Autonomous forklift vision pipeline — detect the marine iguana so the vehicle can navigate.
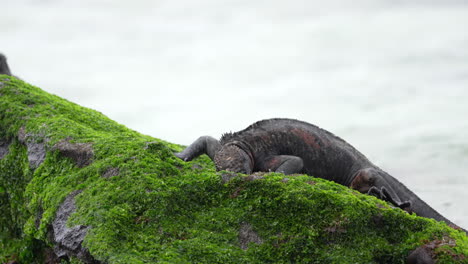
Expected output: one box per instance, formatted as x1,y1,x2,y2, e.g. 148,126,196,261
175,118,467,235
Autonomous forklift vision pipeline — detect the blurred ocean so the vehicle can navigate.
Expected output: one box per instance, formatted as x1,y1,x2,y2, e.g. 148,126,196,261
2,0,468,228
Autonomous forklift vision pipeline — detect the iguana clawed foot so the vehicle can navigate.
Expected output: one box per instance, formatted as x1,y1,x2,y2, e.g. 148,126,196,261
368,186,411,210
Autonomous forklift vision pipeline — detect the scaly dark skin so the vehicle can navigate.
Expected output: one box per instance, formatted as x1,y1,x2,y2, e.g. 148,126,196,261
175,118,467,235
0,53,12,76
175,118,466,263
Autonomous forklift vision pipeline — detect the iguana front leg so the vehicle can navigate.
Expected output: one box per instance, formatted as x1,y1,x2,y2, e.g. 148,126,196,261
174,136,221,161
261,155,304,175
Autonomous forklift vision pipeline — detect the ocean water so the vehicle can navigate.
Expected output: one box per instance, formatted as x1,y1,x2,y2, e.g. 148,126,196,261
2,0,468,228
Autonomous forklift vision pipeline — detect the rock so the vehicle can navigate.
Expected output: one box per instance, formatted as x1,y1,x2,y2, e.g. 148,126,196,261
407,246,435,264
220,171,239,183
43,248,61,264
0,139,11,160
17,127,46,169
1,77,467,263
53,138,93,168
101,167,119,178
51,190,98,263
238,222,263,250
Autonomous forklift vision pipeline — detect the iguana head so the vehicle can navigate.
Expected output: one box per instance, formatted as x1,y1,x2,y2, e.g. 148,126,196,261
214,144,253,174
350,168,397,197
350,168,382,193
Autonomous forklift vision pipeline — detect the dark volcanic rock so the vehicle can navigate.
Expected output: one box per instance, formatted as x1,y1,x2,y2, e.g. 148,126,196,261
102,167,119,178
407,246,435,264
51,190,99,263
18,127,46,169
220,172,239,184
53,138,93,168
0,139,11,160
44,248,61,264
220,172,264,184
238,222,263,250
406,236,463,264
35,205,44,229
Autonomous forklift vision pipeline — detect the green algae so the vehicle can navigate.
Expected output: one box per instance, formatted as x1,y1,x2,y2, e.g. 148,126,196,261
0,75,467,263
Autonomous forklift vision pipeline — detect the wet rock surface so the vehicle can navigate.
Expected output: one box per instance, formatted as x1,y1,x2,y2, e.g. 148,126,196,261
18,127,46,169
406,236,465,264
238,222,263,250
43,248,61,264
0,139,11,159
51,190,99,263
220,172,265,184
220,172,239,184
53,138,93,168
406,246,435,264
102,167,120,178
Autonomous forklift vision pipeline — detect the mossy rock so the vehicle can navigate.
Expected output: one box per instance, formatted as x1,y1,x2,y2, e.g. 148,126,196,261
0,75,467,263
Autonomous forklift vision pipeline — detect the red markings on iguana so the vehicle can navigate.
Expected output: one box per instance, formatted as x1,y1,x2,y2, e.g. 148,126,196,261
175,118,467,236
266,157,282,170
291,128,321,149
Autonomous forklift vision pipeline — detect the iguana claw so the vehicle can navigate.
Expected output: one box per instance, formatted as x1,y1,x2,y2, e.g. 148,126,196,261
368,186,411,210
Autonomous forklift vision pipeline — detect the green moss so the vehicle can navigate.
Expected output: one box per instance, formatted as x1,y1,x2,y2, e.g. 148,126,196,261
0,75,467,263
